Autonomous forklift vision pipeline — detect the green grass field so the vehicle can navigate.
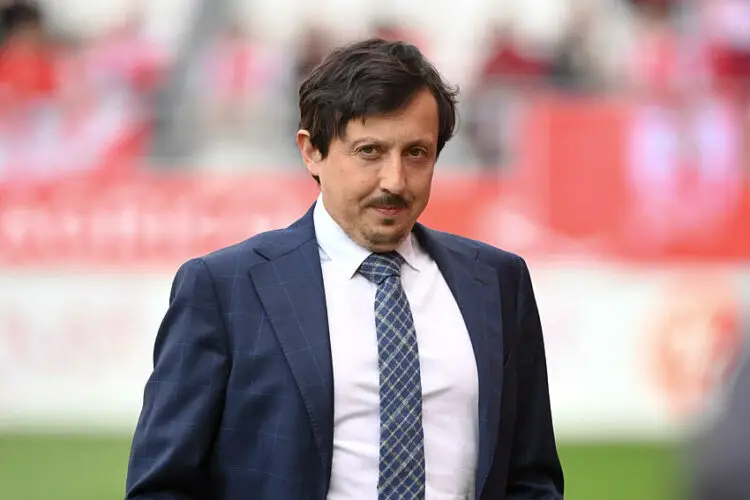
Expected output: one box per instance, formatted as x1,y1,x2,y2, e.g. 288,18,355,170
0,435,682,500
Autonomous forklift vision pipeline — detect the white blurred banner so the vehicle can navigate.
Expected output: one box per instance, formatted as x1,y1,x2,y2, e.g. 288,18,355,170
0,266,748,439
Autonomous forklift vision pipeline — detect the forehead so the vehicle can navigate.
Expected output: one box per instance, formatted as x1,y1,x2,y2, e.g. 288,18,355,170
342,89,439,144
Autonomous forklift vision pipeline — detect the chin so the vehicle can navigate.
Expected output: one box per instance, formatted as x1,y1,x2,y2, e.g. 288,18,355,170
363,226,410,250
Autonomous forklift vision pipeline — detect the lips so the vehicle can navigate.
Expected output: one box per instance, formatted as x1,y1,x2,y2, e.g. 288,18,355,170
373,206,406,217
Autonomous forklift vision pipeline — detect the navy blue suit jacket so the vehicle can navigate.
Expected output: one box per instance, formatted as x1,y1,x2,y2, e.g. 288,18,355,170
125,205,564,499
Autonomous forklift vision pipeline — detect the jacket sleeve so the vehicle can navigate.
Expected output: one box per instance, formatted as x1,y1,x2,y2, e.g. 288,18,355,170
506,257,564,499
125,258,231,499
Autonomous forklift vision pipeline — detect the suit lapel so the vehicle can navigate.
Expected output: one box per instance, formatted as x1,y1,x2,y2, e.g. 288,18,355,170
249,207,334,487
415,225,505,499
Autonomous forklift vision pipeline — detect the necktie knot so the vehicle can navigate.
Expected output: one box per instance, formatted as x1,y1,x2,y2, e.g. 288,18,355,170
358,251,405,284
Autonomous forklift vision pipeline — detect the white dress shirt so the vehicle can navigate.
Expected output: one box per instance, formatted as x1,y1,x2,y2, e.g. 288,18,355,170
314,197,479,500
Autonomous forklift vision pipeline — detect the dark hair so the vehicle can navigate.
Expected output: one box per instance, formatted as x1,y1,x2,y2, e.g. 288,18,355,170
298,38,459,183
1,1,42,34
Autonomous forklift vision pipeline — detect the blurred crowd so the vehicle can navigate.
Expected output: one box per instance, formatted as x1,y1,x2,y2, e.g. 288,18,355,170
1,0,749,182
0,0,163,182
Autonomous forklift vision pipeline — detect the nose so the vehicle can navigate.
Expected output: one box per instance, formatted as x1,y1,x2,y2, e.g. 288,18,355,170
378,156,407,195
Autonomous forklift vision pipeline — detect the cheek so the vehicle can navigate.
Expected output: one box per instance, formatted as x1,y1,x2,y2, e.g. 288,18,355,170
410,168,434,198
350,176,381,202
332,160,369,190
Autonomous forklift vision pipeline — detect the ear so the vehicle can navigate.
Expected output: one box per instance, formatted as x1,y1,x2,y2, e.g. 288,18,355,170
297,129,322,178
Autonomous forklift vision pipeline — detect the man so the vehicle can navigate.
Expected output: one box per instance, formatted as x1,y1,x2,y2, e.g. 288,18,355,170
126,38,564,499
692,344,750,500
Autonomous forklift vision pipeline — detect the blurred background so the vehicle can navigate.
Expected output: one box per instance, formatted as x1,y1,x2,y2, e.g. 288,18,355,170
0,0,749,498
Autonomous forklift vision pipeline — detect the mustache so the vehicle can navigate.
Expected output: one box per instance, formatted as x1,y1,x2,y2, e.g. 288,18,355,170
368,194,409,209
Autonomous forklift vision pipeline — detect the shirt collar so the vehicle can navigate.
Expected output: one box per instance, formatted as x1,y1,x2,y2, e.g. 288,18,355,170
313,194,420,279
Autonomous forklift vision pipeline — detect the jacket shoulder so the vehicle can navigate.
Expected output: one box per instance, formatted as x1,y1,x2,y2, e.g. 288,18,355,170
180,227,292,276
428,229,526,270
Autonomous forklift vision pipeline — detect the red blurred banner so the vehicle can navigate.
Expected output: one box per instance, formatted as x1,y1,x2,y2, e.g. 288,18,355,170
0,97,748,267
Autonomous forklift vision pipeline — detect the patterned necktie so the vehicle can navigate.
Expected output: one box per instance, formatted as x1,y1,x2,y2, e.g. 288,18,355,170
359,251,426,500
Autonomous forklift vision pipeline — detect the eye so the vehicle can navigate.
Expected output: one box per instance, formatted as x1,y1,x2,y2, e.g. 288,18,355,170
407,147,428,158
357,145,380,158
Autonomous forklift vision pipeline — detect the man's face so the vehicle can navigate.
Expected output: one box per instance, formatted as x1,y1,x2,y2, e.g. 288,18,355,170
299,88,439,252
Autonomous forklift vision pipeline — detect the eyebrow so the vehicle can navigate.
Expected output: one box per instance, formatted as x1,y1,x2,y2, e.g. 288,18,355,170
404,140,434,149
348,137,384,149
348,137,435,149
